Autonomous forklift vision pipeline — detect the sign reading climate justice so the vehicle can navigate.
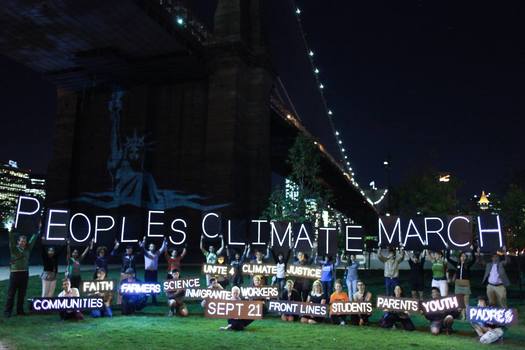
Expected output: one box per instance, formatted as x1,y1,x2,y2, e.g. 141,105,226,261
204,299,264,320
202,263,321,279
267,300,328,318
31,297,103,312
467,307,518,326
376,296,420,313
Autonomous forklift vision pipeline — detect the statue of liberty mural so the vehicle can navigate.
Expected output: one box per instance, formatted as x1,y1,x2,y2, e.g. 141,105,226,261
73,87,227,211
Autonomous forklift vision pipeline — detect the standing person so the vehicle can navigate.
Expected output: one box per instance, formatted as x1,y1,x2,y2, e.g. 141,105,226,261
478,248,510,307
247,244,271,285
215,253,230,289
41,238,64,297
470,296,505,344
120,268,148,315
229,245,249,287
219,286,254,331
350,281,373,326
280,280,301,322
342,253,359,299
111,240,141,304
92,240,117,279
408,250,426,300
165,269,189,317
329,279,349,325
272,247,292,293
4,225,40,317
139,236,167,305
379,285,415,331
429,250,448,297
425,287,459,335
89,269,113,318
200,234,225,286
65,239,91,289
58,278,83,321
300,280,326,324
293,248,316,301
319,254,340,300
446,247,476,317
165,244,187,278
377,246,405,296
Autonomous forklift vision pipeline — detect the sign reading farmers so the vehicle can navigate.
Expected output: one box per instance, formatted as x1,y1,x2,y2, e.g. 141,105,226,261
81,280,115,294
13,196,43,234
241,264,278,276
267,300,328,318
31,297,103,312
467,307,518,326
376,296,420,313
204,299,264,319
345,225,364,253
163,278,201,292
120,283,161,294
420,296,463,315
330,302,373,315
286,265,322,279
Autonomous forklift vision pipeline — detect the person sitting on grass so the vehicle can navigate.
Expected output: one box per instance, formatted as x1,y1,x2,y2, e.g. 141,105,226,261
350,280,372,326
300,280,326,325
58,278,83,321
121,268,147,316
425,287,459,335
89,268,113,318
280,279,301,322
471,296,505,344
379,285,415,331
200,234,225,286
219,286,254,331
201,277,224,308
166,269,189,317
330,279,350,326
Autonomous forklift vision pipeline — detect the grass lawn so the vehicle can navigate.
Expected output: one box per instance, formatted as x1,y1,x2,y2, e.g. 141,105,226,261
0,268,524,349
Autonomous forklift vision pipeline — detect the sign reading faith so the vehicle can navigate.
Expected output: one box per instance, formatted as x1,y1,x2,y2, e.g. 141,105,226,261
120,283,161,294
330,302,373,315
163,278,201,292
420,296,463,315
202,264,233,277
204,299,264,320
467,307,518,326
185,288,232,300
239,287,279,300
376,296,420,313
267,300,328,318
241,264,278,276
31,297,103,312
81,280,115,294
285,265,322,280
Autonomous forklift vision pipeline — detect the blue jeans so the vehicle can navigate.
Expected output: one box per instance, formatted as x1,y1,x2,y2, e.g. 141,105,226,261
322,281,333,300
91,306,113,318
385,277,399,296
346,279,358,300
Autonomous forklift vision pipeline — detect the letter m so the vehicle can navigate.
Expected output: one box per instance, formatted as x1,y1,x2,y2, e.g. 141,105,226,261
378,217,401,247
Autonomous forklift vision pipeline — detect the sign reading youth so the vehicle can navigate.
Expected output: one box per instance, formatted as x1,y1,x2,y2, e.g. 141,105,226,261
204,299,264,319
267,300,328,318
467,307,518,326
378,215,504,252
420,296,463,315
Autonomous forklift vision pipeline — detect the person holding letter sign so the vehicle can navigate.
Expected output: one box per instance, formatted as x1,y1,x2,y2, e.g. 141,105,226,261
200,234,225,286
342,253,360,300
111,240,141,304
377,246,405,296
478,248,510,308
318,254,340,300
140,236,167,305
40,238,64,298
351,281,372,326
429,251,448,297
165,245,187,277
280,280,301,322
446,247,476,318
408,250,426,300
300,280,326,324
425,287,459,335
229,245,249,287
292,249,316,301
4,224,40,318
66,239,91,289
329,279,350,326
379,286,415,331
219,286,254,331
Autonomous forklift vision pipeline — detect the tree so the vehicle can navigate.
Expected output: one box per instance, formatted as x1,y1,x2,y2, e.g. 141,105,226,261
262,134,335,225
501,184,525,248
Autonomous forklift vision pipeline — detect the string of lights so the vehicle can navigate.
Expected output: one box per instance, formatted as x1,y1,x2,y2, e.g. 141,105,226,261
291,1,389,207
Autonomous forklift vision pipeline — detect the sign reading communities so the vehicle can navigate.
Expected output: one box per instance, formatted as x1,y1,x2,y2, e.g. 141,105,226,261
15,196,505,253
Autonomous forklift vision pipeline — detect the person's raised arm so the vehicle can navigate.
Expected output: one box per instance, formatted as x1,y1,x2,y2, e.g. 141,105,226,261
66,239,71,261
180,245,187,259
377,248,387,262
264,244,271,261
27,221,42,251
110,239,119,256
335,253,341,267
502,247,510,266
467,246,477,268
8,228,16,254
446,249,456,266
158,238,168,255
80,243,91,261
200,235,207,256
216,234,225,255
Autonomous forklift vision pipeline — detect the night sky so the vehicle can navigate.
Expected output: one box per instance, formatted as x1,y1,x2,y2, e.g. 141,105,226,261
1,0,524,201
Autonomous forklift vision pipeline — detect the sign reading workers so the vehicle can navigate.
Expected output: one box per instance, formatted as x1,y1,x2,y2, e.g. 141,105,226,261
376,296,420,313
378,215,505,252
330,302,373,315
467,307,518,326
204,299,264,320
31,297,103,312
267,300,328,318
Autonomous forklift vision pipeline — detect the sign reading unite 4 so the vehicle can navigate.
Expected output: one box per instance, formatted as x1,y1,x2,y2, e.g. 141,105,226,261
378,215,504,252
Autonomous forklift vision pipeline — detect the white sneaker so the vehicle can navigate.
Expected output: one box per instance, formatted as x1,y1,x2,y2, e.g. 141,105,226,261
167,310,174,317
219,325,232,331
339,321,346,326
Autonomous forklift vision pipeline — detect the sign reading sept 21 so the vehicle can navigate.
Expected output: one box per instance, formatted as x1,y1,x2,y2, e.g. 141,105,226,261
14,196,506,253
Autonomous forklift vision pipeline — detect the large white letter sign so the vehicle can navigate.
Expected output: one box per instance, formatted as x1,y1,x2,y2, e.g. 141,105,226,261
250,220,268,246
147,210,165,238
45,209,69,241
424,217,447,249
378,216,401,247
293,223,314,251
477,215,504,253
14,196,41,230
169,218,187,245
94,216,115,243
345,225,363,253
202,212,220,239
403,219,425,250
69,213,91,243
447,216,471,249
270,222,293,248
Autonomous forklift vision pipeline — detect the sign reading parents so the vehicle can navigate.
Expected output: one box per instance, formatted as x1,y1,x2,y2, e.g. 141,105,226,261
467,307,518,326
267,300,328,318
376,296,420,313
163,278,201,292
31,297,103,312
378,215,505,252
204,300,264,319
330,302,373,315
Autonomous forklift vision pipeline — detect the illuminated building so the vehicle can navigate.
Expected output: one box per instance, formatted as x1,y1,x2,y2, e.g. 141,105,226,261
0,160,46,227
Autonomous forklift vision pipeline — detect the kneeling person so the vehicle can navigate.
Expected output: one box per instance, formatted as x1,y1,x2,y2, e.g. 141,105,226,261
471,296,505,344
166,269,188,317
425,287,459,335
58,278,83,321
121,268,148,315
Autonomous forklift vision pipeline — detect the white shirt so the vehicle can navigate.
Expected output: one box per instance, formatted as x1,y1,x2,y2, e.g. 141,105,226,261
58,288,80,297
488,263,502,285
144,240,167,271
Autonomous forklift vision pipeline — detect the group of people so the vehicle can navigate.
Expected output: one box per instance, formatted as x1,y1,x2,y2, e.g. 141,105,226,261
2,228,513,343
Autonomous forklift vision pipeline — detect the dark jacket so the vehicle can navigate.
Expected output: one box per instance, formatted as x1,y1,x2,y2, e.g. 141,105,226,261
481,255,510,287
